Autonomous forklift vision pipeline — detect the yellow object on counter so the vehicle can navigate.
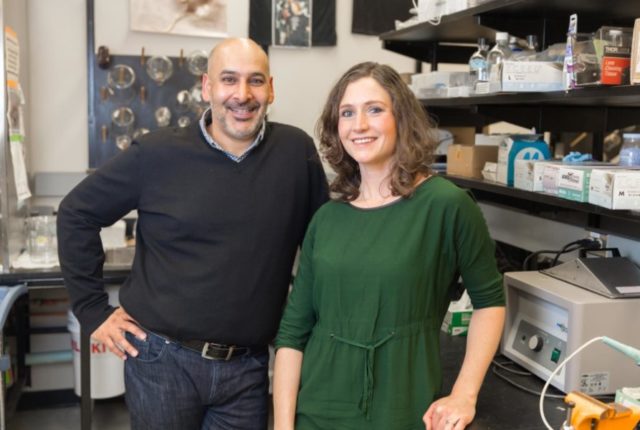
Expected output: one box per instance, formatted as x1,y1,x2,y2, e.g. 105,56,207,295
565,391,640,429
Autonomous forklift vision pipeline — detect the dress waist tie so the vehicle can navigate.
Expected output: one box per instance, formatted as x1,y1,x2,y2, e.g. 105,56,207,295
330,331,395,419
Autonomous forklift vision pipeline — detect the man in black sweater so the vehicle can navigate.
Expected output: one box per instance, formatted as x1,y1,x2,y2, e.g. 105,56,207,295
57,38,328,429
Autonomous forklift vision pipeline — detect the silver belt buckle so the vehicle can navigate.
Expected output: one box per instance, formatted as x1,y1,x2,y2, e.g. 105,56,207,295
201,342,211,360
224,345,235,361
201,342,235,361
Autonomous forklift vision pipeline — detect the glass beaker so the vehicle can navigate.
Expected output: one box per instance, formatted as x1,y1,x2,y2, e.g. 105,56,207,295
115,135,132,151
186,50,208,76
155,106,172,127
175,90,192,113
132,128,150,140
189,82,208,116
26,215,58,265
107,65,136,104
177,116,191,128
111,107,135,138
146,56,174,86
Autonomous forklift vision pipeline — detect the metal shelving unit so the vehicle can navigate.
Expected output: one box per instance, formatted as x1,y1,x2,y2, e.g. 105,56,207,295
443,175,640,241
380,0,640,239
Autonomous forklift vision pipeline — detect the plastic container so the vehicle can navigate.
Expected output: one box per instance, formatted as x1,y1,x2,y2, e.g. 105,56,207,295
619,133,640,166
468,37,489,90
487,32,513,91
25,215,57,265
67,286,124,399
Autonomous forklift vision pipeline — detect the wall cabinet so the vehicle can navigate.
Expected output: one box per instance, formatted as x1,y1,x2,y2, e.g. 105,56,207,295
380,0,640,240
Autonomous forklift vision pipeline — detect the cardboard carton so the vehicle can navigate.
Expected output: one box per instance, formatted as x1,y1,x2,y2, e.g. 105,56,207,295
588,169,640,209
502,61,564,92
447,144,498,179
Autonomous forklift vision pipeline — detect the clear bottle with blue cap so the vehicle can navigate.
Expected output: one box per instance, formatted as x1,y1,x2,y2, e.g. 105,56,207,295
619,133,640,166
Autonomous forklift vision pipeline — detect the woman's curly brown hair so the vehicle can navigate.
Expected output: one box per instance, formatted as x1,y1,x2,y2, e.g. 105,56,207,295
316,62,437,202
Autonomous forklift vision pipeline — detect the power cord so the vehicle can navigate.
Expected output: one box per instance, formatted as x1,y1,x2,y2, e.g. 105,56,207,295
492,358,616,402
492,358,532,376
550,238,602,267
522,238,602,270
492,365,566,399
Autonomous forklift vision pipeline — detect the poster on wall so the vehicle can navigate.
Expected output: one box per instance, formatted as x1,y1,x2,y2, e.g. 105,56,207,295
273,0,312,47
130,0,228,38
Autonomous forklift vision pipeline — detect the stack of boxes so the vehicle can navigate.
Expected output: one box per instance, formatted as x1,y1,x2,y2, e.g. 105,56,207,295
444,125,640,210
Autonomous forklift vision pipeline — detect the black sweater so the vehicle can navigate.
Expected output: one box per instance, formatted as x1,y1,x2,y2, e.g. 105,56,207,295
57,122,329,346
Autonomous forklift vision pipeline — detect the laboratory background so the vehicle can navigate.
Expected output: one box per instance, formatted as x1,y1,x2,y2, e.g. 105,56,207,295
1,0,640,429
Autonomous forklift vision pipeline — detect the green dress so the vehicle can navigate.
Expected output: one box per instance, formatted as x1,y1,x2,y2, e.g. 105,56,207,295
275,176,505,430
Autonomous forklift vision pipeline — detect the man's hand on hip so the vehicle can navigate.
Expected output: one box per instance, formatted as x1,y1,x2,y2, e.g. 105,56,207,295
91,307,147,360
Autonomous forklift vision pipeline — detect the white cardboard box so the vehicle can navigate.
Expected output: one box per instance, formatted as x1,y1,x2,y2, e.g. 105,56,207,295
475,134,507,146
542,163,563,195
482,162,498,182
514,160,562,191
514,159,536,191
502,61,564,92
557,166,595,202
589,169,640,210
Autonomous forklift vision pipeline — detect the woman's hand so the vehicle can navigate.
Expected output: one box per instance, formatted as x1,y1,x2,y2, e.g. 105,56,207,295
422,393,476,430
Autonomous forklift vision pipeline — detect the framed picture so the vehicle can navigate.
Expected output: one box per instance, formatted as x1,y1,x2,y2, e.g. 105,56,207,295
130,0,228,38
273,0,312,47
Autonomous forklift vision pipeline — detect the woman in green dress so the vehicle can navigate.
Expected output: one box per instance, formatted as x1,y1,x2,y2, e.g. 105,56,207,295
273,62,506,430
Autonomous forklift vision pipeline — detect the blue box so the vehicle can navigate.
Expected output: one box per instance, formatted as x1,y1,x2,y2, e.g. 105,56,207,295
497,135,551,186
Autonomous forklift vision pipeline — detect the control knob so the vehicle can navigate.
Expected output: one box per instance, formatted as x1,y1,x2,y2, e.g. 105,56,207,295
528,335,544,352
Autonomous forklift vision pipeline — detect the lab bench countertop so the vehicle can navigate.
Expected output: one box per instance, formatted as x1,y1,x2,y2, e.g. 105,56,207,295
440,334,566,429
0,267,130,288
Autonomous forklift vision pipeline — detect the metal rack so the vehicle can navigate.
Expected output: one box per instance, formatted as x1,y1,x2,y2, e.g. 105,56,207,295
380,0,640,240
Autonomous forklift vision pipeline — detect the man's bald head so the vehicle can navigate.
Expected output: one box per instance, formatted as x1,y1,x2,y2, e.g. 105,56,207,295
208,38,270,77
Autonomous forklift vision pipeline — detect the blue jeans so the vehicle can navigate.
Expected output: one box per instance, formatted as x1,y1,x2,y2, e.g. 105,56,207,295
124,329,269,430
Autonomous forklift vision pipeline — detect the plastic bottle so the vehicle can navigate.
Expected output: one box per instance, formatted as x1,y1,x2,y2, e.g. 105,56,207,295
468,37,489,92
487,32,513,92
526,35,539,52
619,133,640,166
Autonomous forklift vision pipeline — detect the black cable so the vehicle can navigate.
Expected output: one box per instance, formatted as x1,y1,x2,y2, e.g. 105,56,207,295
522,238,602,270
492,364,618,401
491,358,532,376
491,365,565,398
522,250,558,270
551,238,602,267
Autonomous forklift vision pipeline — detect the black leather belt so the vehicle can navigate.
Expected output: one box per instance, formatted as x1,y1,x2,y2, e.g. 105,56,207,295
151,329,260,361
180,339,251,361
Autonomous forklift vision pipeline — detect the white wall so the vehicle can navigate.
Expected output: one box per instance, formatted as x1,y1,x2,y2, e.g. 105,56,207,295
28,0,88,173
27,0,416,174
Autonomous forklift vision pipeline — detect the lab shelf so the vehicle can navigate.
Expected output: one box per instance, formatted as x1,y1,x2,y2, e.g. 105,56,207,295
420,85,640,108
443,174,640,240
382,0,640,240
380,0,640,63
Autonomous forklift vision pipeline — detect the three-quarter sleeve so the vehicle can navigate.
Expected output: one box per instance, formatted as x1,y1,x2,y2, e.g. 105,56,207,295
275,216,319,352
453,191,505,309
